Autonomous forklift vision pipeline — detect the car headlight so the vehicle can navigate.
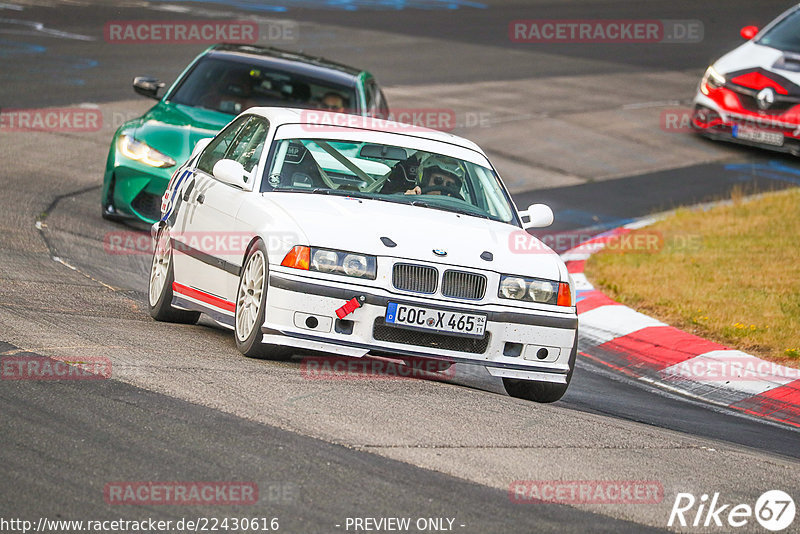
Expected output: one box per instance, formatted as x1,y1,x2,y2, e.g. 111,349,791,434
311,249,339,273
700,66,725,95
499,276,527,300
529,279,557,303
282,246,376,280
342,254,370,278
118,134,176,168
498,275,571,306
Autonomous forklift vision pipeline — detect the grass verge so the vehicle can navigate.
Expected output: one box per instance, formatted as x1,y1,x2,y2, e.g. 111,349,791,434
584,187,800,364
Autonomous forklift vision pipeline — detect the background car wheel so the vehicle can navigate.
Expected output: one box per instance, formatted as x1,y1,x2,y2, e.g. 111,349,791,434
235,240,292,360
148,227,200,324
503,330,578,403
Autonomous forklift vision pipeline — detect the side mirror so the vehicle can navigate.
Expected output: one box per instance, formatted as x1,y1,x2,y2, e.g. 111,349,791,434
190,138,213,160
213,159,249,189
520,203,554,229
740,25,758,40
133,76,165,100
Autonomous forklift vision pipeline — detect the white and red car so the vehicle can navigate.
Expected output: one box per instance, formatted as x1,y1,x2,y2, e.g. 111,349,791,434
692,4,800,154
148,108,578,402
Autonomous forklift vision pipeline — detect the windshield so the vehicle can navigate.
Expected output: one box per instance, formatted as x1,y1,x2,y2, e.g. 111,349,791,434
756,8,800,53
263,138,516,224
168,57,357,116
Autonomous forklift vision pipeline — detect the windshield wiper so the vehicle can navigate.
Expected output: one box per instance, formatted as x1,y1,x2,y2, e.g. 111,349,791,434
436,205,491,219
406,199,490,220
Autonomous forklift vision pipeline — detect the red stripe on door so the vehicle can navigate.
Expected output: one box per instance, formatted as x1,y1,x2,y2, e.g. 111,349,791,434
172,282,235,312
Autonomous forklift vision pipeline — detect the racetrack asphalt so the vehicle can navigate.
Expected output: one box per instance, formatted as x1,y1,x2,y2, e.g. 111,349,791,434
1,0,799,532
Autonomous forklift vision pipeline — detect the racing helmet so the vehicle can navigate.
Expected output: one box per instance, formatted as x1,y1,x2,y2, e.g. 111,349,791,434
416,154,466,191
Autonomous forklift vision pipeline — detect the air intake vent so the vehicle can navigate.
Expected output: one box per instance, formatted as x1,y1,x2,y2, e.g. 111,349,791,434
441,270,487,300
392,263,438,294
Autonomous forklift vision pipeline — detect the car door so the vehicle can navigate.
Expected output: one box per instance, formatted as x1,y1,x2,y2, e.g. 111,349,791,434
172,115,270,312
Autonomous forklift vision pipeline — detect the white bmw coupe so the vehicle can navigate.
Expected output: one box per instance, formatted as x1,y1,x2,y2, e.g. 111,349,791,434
148,108,578,402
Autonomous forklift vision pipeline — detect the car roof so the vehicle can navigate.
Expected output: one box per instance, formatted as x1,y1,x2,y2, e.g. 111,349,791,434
245,107,486,155
204,44,363,88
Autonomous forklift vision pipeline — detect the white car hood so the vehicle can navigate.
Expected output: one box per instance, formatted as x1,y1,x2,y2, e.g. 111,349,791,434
259,193,563,281
714,41,800,85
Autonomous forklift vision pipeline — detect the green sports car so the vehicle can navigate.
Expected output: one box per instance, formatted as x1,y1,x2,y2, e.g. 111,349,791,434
102,43,389,223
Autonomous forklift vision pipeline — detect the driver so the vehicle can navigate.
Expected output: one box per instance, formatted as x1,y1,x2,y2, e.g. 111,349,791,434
404,155,465,199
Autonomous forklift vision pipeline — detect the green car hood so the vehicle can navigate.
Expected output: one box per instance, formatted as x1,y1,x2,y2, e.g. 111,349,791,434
130,101,234,166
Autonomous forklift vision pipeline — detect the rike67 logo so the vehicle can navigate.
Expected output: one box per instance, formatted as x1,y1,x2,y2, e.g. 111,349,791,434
668,490,795,531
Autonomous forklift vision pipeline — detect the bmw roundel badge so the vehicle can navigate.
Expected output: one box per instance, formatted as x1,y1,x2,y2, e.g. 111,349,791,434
432,249,447,257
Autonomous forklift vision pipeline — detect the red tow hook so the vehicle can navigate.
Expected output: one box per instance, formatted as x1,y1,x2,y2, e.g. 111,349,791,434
336,296,365,319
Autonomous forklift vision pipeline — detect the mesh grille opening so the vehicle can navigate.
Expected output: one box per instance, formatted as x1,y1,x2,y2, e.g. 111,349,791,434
130,190,161,221
372,317,489,354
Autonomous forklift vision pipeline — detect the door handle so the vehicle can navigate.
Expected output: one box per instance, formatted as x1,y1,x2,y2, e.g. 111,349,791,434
196,193,205,204
182,180,195,201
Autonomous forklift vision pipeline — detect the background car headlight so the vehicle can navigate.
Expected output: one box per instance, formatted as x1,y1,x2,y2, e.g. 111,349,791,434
499,275,567,306
283,246,376,279
700,66,725,95
118,135,176,168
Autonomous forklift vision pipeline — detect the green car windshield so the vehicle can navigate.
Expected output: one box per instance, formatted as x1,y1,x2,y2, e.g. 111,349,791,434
264,138,516,223
169,57,357,116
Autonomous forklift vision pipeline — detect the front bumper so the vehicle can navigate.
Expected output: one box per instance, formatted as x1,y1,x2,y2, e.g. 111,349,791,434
692,92,800,156
262,270,578,383
105,161,173,223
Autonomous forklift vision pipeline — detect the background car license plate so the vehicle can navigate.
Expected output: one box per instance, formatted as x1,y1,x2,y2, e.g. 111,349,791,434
733,125,784,146
385,302,486,337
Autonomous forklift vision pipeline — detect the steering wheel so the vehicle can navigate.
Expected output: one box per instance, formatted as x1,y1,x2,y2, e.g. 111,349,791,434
420,184,464,201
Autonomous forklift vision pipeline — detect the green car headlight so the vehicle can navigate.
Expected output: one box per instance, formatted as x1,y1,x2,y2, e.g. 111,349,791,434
310,248,376,280
118,134,176,168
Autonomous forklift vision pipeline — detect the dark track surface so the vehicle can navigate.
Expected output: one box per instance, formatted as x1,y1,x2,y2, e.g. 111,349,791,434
0,342,662,532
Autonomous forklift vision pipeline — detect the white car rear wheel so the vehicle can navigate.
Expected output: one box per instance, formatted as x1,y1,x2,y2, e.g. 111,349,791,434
148,226,200,324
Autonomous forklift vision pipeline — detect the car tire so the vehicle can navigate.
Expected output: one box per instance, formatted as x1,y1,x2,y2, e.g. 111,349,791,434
503,330,578,403
148,226,200,324
234,240,292,360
